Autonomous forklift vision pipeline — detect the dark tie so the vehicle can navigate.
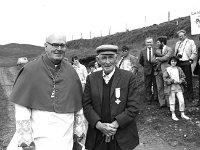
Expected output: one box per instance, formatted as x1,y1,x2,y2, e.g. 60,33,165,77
118,56,125,68
148,47,152,62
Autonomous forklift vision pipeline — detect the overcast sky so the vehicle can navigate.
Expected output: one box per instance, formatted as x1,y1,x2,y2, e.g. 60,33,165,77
0,0,199,46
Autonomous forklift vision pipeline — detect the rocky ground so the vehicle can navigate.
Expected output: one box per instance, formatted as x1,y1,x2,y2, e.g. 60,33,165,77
0,67,200,150
135,100,200,150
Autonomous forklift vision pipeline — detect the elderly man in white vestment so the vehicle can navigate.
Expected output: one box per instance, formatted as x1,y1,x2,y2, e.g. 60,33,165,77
7,33,83,150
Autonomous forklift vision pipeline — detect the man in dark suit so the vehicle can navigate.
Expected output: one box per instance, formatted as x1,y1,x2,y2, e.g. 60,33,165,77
139,37,166,107
83,44,140,150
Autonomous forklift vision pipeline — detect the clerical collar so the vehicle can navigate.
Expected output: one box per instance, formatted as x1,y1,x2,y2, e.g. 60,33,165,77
43,54,61,69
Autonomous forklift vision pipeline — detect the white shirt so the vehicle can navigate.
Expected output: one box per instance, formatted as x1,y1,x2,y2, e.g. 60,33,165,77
102,67,115,84
147,47,153,61
73,63,88,84
162,45,167,54
175,38,197,61
166,67,182,92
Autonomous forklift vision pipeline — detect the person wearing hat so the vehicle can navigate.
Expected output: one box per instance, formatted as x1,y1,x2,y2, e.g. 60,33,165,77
7,33,83,150
82,44,140,150
116,45,138,75
174,29,197,102
155,36,174,106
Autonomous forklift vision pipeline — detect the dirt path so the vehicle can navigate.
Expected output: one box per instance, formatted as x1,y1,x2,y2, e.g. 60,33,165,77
0,66,18,150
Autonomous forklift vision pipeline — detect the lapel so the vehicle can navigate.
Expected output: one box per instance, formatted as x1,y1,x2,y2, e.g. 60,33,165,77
110,67,121,99
143,48,148,60
97,68,121,102
97,70,103,102
152,47,156,55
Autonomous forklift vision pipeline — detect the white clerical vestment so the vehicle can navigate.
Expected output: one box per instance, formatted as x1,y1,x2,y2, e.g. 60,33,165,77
7,104,74,150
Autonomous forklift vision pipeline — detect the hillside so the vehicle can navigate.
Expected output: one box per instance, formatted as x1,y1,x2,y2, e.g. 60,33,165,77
0,43,43,67
0,16,199,67
66,16,199,61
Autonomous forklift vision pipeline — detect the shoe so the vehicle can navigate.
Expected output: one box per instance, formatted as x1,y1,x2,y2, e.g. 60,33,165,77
181,114,190,120
172,116,179,121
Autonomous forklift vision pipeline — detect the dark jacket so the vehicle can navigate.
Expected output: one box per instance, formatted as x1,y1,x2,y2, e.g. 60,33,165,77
82,67,140,150
139,47,157,75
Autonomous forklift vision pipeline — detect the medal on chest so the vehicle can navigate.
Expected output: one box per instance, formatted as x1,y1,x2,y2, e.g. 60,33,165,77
115,88,121,104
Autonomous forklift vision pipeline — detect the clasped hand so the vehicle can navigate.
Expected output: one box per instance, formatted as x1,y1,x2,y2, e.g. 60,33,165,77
96,121,119,143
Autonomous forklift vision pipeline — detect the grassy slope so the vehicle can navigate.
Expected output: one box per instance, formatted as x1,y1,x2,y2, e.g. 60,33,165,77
65,16,200,66
0,43,44,67
0,16,199,67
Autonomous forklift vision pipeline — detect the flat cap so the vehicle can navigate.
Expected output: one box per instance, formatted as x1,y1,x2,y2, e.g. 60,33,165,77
177,29,186,34
96,44,118,54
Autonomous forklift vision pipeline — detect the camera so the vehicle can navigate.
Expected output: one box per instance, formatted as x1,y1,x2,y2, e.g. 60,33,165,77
177,54,182,58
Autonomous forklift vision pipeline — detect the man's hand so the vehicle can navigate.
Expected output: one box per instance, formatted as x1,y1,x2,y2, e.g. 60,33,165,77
110,120,119,129
96,121,117,136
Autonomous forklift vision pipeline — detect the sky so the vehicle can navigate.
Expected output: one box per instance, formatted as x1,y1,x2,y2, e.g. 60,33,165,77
0,0,199,46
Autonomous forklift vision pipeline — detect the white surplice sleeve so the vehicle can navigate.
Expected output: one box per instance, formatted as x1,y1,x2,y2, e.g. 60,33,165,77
15,104,34,147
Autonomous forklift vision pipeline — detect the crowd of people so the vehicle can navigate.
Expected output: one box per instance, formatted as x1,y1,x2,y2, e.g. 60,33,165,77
6,30,200,150
139,30,200,121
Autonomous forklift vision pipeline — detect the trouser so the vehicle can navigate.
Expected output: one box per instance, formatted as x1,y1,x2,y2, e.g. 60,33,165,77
155,71,166,106
144,72,157,102
178,61,193,100
169,91,185,112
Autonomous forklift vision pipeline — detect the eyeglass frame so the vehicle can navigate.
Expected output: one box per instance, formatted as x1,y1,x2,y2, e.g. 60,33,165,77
46,42,66,49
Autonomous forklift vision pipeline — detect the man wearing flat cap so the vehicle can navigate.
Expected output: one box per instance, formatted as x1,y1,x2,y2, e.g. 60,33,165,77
83,44,140,150
174,30,197,102
7,33,83,150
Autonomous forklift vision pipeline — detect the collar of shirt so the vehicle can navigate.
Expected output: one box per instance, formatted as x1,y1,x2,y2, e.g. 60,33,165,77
147,47,152,51
102,67,116,84
163,45,166,50
162,45,166,53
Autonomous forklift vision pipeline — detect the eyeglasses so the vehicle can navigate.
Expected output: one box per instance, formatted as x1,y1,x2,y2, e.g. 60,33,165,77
46,42,66,49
